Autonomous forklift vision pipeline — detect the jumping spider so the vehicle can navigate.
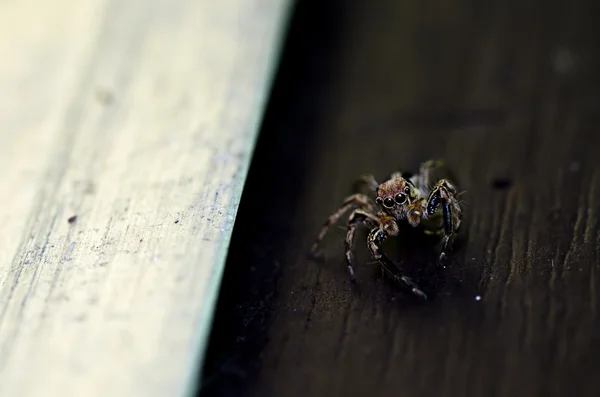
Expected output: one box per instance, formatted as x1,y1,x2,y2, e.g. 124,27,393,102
310,160,463,299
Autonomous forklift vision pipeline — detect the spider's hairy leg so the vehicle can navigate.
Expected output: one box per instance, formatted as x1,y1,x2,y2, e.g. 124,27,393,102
426,178,463,263
344,208,379,281
355,174,379,195
415,159,446,189
311,194,375,255
367,217,428,299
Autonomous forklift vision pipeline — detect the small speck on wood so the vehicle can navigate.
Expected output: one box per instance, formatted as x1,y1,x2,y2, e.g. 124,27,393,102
491,177,513,189
94,88,114,106
174,219,179,224
68,215,78,224
569,162,581,172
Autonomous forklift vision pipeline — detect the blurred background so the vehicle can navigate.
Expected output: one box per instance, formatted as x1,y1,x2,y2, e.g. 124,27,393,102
200,0,600,396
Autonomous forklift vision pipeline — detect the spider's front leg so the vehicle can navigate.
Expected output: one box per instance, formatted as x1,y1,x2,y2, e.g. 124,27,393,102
343,209,379,281
311,194,376,255
426,179,463,263
367,216,428,299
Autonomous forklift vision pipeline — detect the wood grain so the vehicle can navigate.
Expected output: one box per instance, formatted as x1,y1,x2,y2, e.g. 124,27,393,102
0,0,291,396
201,0,600,396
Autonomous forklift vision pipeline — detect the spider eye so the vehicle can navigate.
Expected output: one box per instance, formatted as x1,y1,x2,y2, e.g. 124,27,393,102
395,193,407,204
376,197,383,205
383,197,395,208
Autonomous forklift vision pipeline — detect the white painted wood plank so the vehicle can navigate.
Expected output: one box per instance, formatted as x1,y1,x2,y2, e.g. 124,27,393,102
0,0,292,395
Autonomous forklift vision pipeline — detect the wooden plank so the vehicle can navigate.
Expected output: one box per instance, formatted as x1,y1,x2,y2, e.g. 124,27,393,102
200,0,600,396
0,0,291,396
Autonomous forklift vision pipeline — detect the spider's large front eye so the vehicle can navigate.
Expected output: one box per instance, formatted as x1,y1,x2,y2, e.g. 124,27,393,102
383,197,395,208
395,193,407,204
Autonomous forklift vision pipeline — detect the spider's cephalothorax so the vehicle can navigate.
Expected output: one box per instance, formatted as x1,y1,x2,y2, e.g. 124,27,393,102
310,160,463,299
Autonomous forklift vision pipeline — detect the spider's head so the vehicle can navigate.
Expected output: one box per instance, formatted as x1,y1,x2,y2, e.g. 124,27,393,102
375,176,419,220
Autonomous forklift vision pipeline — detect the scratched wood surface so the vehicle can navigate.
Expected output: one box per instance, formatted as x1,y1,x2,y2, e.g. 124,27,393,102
0,0,291,396
200,0,600,396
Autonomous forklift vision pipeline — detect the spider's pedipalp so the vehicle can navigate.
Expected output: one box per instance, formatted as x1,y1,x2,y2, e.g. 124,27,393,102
407,198,426,227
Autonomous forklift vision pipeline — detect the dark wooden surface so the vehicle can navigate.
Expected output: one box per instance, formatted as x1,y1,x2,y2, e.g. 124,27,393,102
199,0,600,396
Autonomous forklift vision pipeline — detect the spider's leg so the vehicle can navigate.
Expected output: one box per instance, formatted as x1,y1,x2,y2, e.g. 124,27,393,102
354,174,379,195
344,208,378,281
367,224,428,299
311,194,375,254
415,159,446,190
426,179,463,263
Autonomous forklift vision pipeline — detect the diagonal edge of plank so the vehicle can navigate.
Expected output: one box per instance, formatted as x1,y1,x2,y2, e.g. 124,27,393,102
0,0,293,396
